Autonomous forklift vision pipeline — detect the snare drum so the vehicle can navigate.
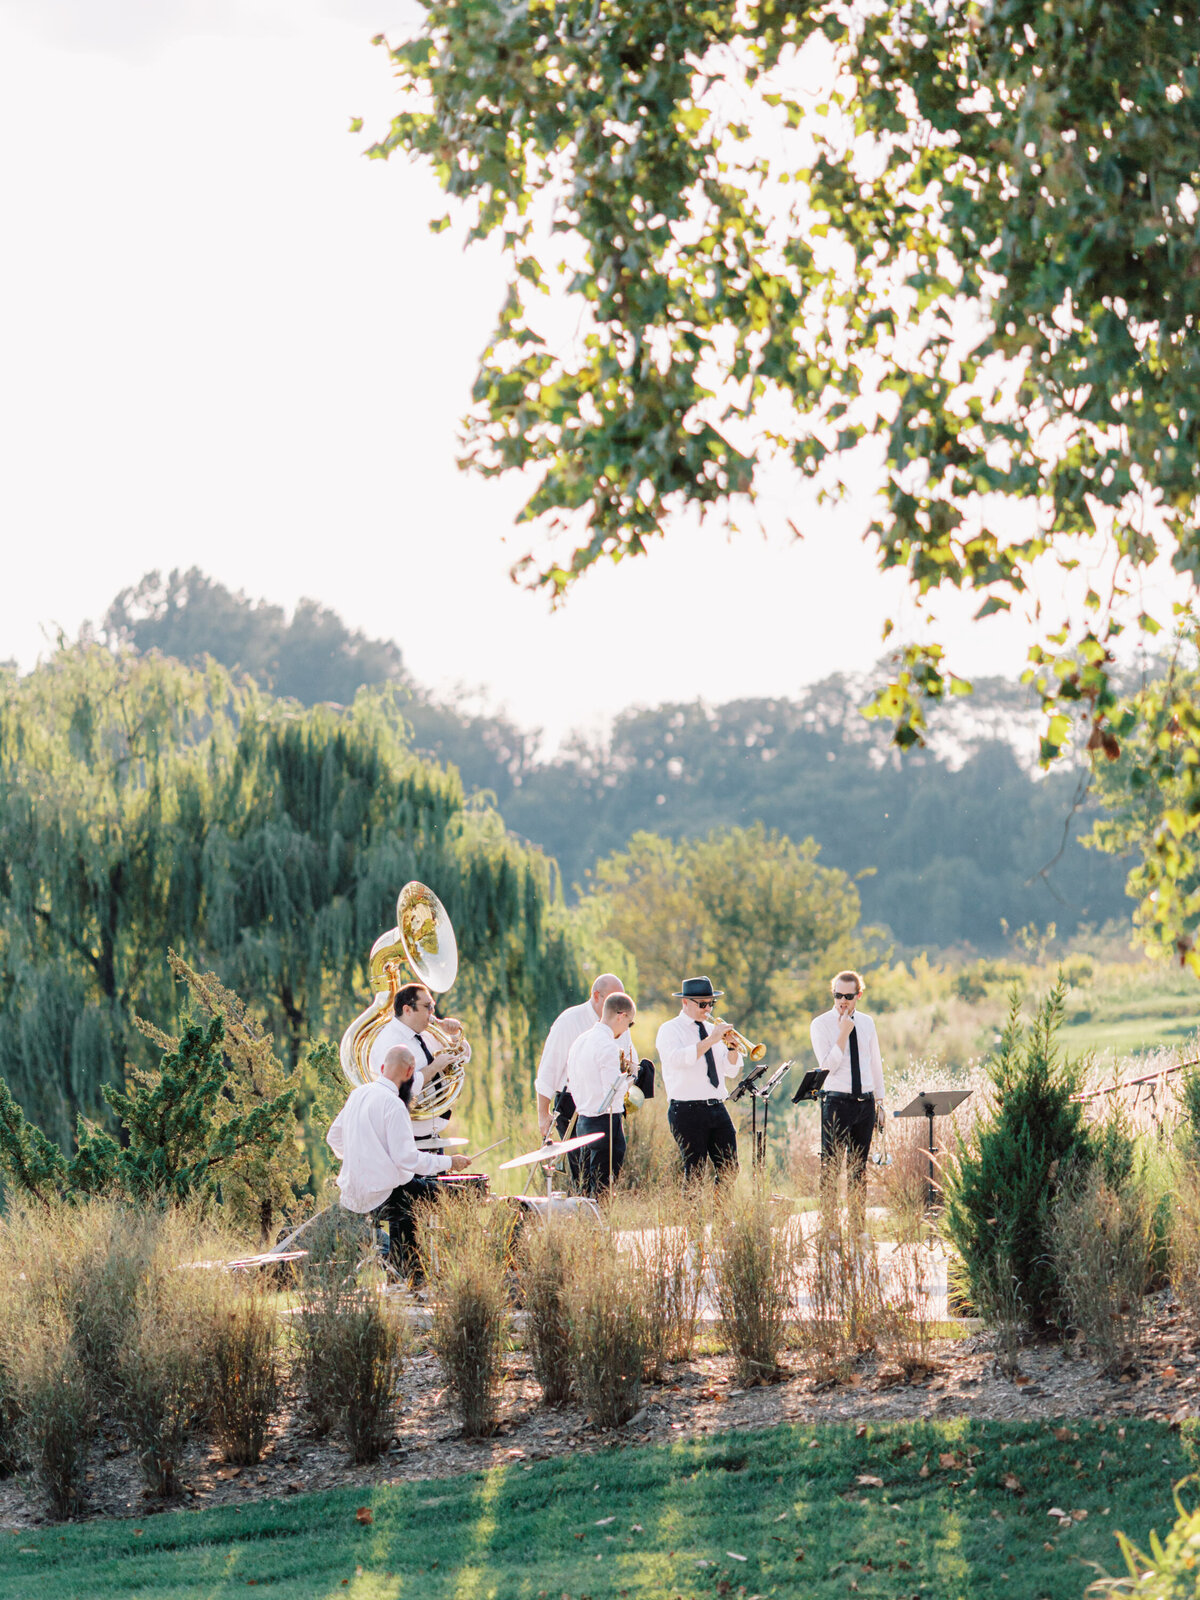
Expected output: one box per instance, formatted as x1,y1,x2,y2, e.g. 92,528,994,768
436,1173,489,1198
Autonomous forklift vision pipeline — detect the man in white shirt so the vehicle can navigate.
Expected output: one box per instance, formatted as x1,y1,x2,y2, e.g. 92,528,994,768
566,991,636,1197
327,1043,471,1276
810,968,885,1232
369,982,469,1144
656,976,742,1181
534,972,624,1185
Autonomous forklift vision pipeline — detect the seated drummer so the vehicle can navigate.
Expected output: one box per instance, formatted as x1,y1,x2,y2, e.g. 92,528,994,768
327,1044,471,1278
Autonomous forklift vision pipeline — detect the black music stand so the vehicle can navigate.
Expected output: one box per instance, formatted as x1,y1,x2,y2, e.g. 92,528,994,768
729,1063,767,1101
791,1068,828,1104
736,1060,794,1171
893,1089,972,1208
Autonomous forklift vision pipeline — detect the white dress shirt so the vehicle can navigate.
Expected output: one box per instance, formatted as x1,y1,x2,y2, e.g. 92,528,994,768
534,999,598,1100
566,1021,628,1117
369,1015,460,1139
368,1016,434,1081
326,1077,451,1212
656,1010,742,1103
810,1007,885,1098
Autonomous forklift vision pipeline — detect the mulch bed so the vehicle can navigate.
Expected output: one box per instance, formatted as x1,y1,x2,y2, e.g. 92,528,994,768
3,1301,1197,1530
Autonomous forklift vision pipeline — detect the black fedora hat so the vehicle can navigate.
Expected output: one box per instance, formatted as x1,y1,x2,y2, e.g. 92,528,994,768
672,976,724,999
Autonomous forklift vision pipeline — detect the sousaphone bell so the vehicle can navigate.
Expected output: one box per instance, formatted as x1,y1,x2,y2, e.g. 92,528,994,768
339,881,472,1122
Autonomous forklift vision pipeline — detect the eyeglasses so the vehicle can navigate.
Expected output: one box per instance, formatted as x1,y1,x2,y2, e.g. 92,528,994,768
834,992,859,1001
693,999,715,1010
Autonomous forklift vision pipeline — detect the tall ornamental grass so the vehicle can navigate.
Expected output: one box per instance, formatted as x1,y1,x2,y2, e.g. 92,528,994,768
711,1183,803,1386
421,1195,512,1439
566,1249,647,1428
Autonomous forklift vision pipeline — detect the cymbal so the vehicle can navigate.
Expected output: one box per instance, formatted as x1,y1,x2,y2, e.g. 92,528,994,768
498,1131,605,1170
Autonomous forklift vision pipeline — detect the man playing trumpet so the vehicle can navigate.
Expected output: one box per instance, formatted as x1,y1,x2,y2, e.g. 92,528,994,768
657,976,742,1181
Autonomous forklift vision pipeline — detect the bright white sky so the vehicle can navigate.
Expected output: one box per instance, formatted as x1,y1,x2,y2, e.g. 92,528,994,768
0,0,1177,749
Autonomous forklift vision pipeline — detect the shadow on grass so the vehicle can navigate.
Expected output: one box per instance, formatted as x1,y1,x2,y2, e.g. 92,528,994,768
4,1417,1196,1600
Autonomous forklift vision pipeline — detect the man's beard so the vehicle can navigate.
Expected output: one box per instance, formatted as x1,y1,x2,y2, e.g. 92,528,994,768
398,1074,414,1106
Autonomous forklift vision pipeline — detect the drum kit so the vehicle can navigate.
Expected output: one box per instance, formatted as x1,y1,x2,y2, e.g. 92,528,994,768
337,880,611,1227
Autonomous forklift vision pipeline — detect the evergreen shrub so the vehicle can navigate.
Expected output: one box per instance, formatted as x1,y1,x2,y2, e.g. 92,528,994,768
943,982,1133,1332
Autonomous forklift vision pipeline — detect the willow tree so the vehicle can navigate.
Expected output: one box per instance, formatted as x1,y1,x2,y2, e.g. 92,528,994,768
0,645,580,1145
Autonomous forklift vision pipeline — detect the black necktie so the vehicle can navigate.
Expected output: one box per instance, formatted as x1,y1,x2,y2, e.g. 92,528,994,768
849,1026,861,1097
414,1032,434,1066
697,1021,719,1088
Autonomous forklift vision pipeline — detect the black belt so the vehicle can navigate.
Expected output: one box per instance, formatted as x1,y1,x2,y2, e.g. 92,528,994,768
670,1097,727,1108
822,1091,874,1103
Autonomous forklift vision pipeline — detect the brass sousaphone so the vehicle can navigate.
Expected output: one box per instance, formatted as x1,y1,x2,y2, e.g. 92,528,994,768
339,881,471,1124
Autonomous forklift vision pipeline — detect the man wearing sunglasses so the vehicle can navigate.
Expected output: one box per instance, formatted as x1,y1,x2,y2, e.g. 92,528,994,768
656,975,742,1180
810,970,885,1233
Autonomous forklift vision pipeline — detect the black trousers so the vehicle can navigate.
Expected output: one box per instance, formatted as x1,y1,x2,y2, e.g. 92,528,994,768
575,1112,626,1197
820,1093,875,1219
553,1088,584,1189
372,1173,442,1277
668,1099,739,1181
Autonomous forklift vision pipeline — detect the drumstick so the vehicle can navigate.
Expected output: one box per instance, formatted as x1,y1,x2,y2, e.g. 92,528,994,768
463,1135,511,1164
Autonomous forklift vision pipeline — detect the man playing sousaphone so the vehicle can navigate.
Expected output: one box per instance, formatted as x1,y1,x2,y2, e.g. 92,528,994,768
657,976,742,1181
369,982,470,1142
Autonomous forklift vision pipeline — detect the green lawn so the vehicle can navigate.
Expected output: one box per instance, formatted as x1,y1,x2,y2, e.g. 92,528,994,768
3,1418,1195,1600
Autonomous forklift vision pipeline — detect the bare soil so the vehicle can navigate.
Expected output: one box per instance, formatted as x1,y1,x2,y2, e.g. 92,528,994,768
3,1299,1197,1530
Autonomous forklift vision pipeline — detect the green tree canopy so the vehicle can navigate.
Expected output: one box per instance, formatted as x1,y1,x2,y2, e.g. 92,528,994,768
586,822,870,1036
364,1,1200,958
0,645,580,1146
1087,633,1200,966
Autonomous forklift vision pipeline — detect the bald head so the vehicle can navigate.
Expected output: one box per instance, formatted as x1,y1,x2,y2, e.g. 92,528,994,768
590,973,624,1017
381,1045,416,1088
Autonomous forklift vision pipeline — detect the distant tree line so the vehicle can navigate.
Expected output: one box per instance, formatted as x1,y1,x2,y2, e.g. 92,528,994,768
86,569,1132,953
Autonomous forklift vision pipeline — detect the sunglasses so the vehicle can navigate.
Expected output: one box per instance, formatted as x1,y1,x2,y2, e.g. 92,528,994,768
834,992,859,1001
692,999,715,1010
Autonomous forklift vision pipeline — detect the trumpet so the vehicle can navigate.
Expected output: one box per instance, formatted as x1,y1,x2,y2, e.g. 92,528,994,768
712,1020,767,1062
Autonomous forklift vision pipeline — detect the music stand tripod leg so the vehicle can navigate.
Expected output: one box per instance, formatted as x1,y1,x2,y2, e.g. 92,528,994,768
926,1104,936,1210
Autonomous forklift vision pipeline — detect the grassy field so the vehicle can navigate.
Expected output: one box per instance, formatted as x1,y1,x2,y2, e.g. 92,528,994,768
5,1418,1195,1600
